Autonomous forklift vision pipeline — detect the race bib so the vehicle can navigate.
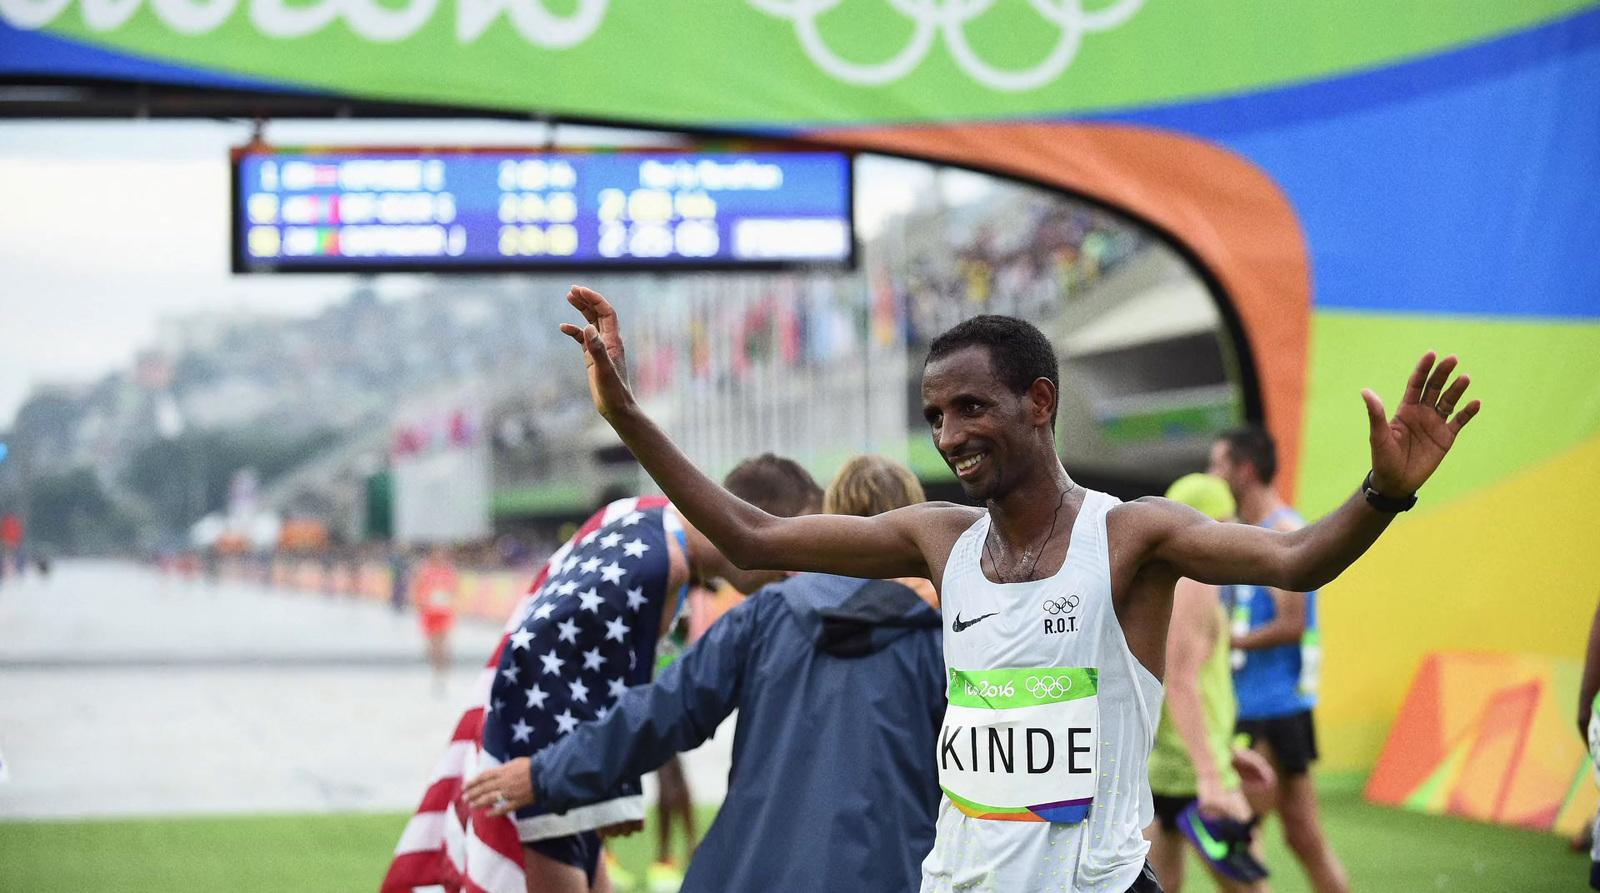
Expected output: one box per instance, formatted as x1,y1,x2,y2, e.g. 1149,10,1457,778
938,667,1099,824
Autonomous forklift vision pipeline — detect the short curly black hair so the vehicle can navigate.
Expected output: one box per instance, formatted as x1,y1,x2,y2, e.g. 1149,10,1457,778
925,315,1060,424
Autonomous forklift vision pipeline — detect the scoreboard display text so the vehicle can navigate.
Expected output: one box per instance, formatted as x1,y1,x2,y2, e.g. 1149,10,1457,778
232,148,854,272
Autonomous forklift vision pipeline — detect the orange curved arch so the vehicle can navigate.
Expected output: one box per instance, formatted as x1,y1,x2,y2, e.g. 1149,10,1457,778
818,122,1312,499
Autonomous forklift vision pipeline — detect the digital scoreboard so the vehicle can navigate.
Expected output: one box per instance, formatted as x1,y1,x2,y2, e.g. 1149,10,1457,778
232,147,854,273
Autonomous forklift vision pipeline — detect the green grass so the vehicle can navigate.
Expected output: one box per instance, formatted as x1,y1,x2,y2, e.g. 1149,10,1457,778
1178,774,1580,893
0,780,1585,892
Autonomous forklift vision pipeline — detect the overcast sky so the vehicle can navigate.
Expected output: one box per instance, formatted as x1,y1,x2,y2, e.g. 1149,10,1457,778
0,119,958,430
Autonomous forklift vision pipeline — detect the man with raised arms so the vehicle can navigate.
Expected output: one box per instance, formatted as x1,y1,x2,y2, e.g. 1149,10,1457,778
555,286,1480,893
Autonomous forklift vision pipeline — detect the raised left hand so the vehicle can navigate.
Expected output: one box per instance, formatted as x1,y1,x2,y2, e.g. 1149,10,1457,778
1362,351,1481,496
462,757,535,818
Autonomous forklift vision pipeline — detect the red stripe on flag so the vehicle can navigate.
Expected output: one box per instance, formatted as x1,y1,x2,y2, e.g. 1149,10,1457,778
419,777,460,814
453,707,484,743
381,849,446,891
473,811,527,869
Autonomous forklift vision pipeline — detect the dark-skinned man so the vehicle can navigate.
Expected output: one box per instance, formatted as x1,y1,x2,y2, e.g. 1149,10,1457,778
540,285,1479,893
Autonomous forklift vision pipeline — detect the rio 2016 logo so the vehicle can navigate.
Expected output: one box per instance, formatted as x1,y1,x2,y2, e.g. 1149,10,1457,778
0,0,1142,91
0,0,606,46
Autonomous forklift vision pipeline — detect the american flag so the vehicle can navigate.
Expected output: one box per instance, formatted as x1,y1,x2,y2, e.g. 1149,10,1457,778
383,496,675,893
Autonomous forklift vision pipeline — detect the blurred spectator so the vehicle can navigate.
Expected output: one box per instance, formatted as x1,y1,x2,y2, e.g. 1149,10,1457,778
387,541,410,614
411,545,459,696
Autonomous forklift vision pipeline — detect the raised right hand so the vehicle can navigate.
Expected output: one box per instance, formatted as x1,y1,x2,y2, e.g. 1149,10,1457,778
559,285,634,420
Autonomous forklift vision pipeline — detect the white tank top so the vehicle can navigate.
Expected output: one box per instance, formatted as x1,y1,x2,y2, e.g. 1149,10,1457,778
921,489,1163,893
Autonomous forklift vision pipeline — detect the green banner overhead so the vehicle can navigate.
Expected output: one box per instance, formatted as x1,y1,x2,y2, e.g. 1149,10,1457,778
1,0,1590,124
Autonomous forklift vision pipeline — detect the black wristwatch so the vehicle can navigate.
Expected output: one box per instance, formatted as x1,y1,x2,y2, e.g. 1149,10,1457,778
1361,471,1417,512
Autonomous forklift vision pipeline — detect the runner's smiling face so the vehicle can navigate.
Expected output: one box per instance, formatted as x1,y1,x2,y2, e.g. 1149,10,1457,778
922,345,1046,502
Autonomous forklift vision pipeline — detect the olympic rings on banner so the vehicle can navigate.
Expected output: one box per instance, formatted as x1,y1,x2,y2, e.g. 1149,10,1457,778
748,0,1144,91
1042,594,1079,616
1025,674,1075,698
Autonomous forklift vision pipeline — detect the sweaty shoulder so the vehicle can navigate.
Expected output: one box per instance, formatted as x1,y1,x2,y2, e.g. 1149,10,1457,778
886,501,983,595
1108,496,1198,533
890,501,984,538
1106,496,1212,558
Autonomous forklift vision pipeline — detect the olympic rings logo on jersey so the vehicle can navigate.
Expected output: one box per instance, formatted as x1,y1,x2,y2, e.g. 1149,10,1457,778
1042,595,1080,616
747,0,1145,91
1025,674,1075,699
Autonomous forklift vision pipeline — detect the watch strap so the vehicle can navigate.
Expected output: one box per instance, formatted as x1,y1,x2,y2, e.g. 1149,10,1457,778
1362,471,1417,513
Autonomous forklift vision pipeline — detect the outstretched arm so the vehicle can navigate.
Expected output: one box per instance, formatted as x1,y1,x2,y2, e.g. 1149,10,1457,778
1144,351,1480,590
559,286,952,582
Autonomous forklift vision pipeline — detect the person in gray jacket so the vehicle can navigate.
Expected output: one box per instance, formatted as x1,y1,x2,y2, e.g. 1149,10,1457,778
466,456,945,893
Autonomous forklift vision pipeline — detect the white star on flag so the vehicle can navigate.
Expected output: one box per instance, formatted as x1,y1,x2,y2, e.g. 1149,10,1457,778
555,709,579,734
511,719,533,743
600,562,625,584
510,628,535,650
561,554,580,574
555,580,579,596
557,617,581,643
607,677,629,699
580,556,603,575
600,531,623,549
500,665,520,683
569,678,589,703
525,684,548,710
597,705,612,721
580,529,600,546
533,603,556,621
623,539,649,558
621,511,644,526
605,616,631,643
626,587,648,612
539,650,566,675
582,647,607,671
579,588,605,613
492,697,505,713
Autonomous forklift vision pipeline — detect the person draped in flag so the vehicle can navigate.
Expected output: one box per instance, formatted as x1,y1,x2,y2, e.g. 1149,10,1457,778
463,455,947,893
383,456,822,893
553,284,1480,893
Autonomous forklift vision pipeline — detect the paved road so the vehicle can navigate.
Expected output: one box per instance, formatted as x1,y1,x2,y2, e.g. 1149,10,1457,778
0,561,733,820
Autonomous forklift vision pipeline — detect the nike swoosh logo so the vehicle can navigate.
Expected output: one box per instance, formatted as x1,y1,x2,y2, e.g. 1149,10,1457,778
951,611,998,633
1186,810,1231,861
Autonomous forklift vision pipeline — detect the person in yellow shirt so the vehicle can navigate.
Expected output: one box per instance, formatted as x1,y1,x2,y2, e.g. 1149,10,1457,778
1145,474,1274,892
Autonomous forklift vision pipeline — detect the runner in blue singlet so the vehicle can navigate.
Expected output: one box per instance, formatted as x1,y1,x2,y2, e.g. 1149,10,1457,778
1210,426,1348,893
